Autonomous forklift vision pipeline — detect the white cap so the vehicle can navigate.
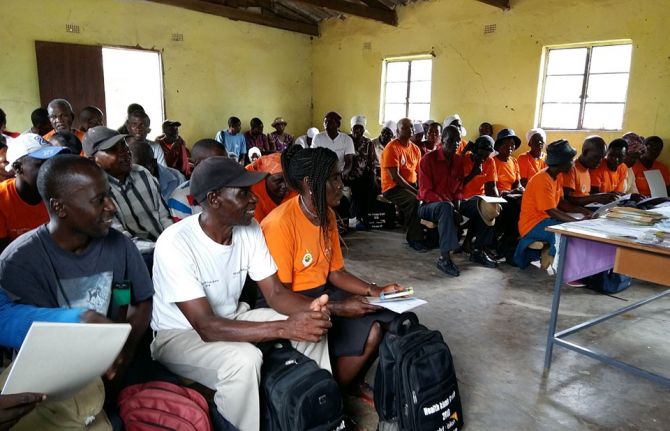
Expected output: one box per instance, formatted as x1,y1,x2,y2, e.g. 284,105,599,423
412,122,424,135
350,115,367,130
5,133,67,172
382,120,397,136
307,127,319,139
442,114,467,137
526,127,547,144
247,147,261,159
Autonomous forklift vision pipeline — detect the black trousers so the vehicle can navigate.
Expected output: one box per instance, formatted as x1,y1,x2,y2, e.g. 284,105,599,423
348,173,377,223
418,201,459,254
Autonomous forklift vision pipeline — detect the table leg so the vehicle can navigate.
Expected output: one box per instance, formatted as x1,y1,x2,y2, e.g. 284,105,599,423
544,234,568,370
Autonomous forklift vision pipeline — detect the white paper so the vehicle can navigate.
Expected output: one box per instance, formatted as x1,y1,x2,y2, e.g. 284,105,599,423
2,323,131,398
368,297,427,313
476,195,507,204
644,170,669,198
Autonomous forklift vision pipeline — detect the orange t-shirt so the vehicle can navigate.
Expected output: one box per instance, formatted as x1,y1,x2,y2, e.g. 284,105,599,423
380,139,421,193
590,160,628,193
462,154,497,199
517,152,546,181
493,156,520,192
518,169,564,237
562,160,591,197
250,180,296,223
261,197,344,292
632,160,670,197
43,129,86,142
455,138,470,155
0,179,49,241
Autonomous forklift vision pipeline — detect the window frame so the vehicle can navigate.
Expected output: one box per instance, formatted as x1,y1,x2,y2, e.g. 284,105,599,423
537,41,632,131
379,54,433,125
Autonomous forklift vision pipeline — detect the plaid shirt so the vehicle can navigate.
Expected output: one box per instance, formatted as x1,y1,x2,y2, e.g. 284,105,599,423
108,165,173,242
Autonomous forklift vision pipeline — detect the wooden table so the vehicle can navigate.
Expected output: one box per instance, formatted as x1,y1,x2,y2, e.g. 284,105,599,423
543,223,670,386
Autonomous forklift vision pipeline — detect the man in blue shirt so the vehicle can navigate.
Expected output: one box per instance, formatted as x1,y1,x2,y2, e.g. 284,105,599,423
215,116,246,164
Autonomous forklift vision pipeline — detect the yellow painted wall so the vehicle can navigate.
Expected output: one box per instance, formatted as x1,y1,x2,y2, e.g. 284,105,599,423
0,0,313,146
312,0,670,165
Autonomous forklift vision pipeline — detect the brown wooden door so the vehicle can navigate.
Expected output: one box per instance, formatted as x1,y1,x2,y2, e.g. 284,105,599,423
35,41,106,129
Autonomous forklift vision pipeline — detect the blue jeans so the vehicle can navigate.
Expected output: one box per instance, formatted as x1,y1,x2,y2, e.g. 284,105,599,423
513,218,561,269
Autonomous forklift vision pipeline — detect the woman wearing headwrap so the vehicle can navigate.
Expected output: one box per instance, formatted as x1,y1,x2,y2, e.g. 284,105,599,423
621,132,645,194
347,116,377,230
518,128,547,187
245,153,295,222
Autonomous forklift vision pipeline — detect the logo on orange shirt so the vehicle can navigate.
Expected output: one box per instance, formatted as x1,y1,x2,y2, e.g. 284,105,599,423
302,249,313,267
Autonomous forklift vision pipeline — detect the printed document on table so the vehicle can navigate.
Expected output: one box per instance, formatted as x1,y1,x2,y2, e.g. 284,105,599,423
644,170,669,198
2,322,131,399
368,297,427,313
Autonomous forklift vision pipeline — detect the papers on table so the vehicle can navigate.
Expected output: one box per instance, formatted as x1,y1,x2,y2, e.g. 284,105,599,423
2,322,131,399
644,170,669,198
368,296,427,313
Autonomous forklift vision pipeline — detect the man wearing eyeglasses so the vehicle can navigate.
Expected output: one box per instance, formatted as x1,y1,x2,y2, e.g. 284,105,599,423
84,127,172,266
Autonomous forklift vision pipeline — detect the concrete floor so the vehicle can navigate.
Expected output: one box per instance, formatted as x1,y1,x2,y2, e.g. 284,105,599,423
341,229,670,430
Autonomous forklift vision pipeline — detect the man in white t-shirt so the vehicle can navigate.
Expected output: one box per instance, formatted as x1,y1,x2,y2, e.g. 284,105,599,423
312,111,355,179
150,156,332,431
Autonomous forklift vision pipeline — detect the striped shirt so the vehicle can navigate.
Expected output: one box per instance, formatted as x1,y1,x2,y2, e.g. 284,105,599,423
108,165,173,242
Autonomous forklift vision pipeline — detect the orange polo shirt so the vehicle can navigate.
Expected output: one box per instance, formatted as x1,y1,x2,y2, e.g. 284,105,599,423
493,156,520,192
518,152,546,181
590,160,628,193
455,138,470,155
632,160,670,197
518,169,564,237
0,179,49,241
43,129,86,142
261,197,344,292
563,159,591,197
380,139,421,193
462,154,497,199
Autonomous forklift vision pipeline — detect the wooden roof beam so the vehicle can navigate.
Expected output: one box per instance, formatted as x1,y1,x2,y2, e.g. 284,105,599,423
474,0,510,10
291,0,397,25
147,0,319,36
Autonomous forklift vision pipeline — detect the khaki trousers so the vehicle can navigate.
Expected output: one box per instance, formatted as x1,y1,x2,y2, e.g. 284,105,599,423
151,304,331,431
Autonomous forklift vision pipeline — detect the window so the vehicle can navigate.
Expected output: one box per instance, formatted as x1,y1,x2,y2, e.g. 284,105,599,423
538,42,632,130
380,56,432,124
102,47,164,139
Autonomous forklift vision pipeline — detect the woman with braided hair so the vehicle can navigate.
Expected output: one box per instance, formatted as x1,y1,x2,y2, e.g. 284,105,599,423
260,145,402,397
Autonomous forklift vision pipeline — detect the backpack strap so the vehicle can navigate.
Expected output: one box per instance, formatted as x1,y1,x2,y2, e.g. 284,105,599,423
389,312,419,335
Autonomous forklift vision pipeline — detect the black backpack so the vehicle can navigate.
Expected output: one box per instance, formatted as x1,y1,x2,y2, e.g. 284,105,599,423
374,312,464,431
259,340,346,431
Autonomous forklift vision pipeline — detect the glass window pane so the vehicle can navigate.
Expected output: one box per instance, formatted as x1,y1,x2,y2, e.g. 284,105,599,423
543,75,584,103
384,104,407,123
410,59,432,81
546,48,588,75
586,73,629,103
409,81,431,103
386,61,409,82
384,82,408,103
590,44,632,73
540,103,580,129
408,104,430,122
582,103,625,130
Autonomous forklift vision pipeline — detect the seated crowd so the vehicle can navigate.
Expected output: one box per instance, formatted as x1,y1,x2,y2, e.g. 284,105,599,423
0,100,668,430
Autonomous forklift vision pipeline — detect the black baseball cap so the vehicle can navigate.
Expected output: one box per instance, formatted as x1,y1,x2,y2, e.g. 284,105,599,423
190,156,267,204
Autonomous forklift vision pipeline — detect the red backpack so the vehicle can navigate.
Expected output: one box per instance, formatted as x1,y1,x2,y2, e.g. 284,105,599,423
118,381,213,431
